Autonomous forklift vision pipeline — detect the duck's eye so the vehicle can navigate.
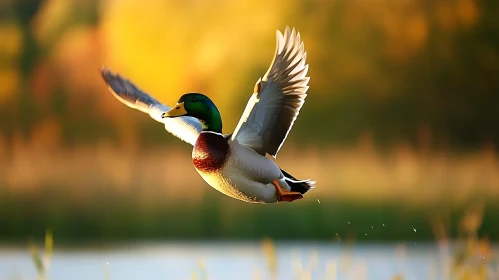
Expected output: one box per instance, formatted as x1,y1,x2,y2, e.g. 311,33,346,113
176,106,180,109
192,98,197,102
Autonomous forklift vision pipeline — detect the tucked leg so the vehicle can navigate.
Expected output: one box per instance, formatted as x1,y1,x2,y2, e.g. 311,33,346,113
271,180,303,202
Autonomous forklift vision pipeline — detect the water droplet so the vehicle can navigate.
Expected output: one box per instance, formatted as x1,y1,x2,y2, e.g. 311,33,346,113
317,199,321,204
106,262,110,265
371,226,373,229
382,224,385,227
365,233,367,236
413,228,417,233
348,222,350,224
335,233,338,235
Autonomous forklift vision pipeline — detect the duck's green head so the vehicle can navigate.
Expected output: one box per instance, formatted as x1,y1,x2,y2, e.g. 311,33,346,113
162,93,222,133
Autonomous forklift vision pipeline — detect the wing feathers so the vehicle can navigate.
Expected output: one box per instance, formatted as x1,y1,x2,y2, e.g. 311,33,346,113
100,68,202,146
231,26,310,157
101,68,160,114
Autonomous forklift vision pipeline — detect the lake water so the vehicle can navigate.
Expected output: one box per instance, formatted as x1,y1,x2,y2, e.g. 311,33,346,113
0,242,493,280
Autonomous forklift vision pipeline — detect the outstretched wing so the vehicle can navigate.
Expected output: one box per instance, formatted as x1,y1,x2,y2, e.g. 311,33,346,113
101,68,202,146
231,26,310,158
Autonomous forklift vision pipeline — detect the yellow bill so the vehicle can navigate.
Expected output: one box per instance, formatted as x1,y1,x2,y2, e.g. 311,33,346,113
162,102,187,118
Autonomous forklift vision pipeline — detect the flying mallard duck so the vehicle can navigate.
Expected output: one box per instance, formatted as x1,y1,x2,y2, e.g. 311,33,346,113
101,26,314,203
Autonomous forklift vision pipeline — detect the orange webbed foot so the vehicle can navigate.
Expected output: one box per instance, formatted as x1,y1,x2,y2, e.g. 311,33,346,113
271,180,303,202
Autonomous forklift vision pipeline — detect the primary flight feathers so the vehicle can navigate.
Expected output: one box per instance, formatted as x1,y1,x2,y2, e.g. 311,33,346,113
231,26,309,158
101,69,202,146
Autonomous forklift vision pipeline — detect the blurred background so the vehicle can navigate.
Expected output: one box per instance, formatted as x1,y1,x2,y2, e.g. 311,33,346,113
1,0,499,279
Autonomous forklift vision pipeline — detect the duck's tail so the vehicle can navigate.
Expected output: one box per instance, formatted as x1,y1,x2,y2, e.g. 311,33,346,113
281,169,316,195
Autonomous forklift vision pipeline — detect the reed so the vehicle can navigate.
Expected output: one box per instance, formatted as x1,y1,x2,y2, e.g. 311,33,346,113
1,133,498,205
26,203,497,280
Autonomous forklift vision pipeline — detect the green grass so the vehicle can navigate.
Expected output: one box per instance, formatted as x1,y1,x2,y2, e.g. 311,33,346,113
3,187,499,243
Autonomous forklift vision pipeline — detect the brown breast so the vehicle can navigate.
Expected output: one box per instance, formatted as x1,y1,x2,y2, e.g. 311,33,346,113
192,132,230,172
